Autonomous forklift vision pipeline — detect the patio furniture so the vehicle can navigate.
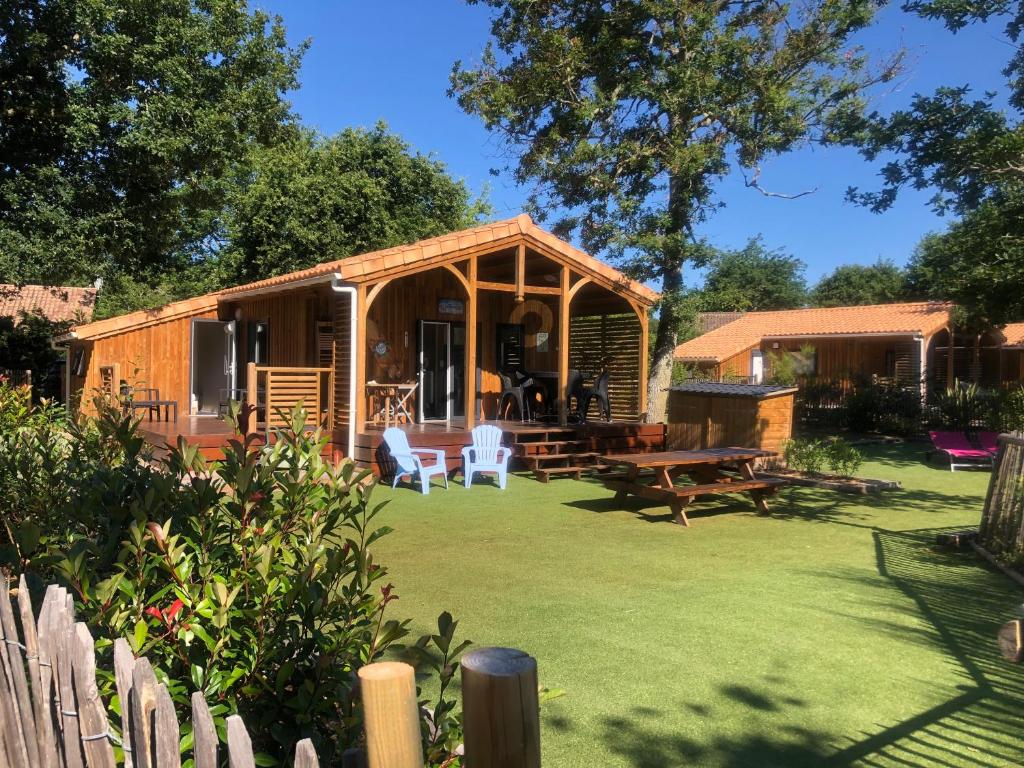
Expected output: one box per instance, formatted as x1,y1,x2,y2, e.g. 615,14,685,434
929,431,993,471
580,370,611,422
599,448,787,526
218,387,249,417
127,397,178,422
368,382,417,426
461,424,512,489
383,427,448,494
567,369,585,420
975,431,1001,457
497,371,531,422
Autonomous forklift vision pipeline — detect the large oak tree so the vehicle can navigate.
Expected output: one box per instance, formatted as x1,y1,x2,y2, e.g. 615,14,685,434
451,0,900,418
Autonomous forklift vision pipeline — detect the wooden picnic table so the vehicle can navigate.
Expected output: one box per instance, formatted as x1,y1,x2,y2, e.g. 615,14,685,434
599,448,787,527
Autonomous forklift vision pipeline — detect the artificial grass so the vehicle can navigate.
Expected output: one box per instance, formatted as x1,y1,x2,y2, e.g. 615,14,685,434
371,444,1024,767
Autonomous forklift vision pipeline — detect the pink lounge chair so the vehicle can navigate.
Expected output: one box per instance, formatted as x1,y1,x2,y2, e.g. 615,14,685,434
975,431,1001,457
929,431,993,472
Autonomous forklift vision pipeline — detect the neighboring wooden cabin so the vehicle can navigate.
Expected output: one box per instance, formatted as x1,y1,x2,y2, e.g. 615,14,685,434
58,215,659,463
665,382,796,458
675,303,955,393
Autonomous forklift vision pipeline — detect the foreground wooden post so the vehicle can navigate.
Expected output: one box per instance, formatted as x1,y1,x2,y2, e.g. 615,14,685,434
460,647,540,768
245,362,258,434
357,661,423,768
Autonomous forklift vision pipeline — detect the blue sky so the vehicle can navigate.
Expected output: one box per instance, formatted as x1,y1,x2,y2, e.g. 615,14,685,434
256,0,1012,287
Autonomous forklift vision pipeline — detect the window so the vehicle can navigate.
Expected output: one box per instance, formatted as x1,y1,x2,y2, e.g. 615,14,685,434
246,321,269,365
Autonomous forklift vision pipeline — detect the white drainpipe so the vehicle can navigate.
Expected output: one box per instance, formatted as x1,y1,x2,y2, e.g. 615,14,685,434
330,275,358,460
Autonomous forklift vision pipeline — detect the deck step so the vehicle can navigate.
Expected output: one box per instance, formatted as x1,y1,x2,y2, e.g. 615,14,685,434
522,452,601,468
532,466,584,482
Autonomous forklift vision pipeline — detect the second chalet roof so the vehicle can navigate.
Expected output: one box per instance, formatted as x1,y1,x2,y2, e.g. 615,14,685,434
675,302,954,363
66,215,659,341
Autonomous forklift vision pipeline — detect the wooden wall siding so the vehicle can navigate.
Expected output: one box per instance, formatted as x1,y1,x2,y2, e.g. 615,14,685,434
569,313,641,420
74,309,217,414
333,292,353,436
665,390,795,458
763,336,920,389
227,291,320,368
718,348,754,379
366,269,565,419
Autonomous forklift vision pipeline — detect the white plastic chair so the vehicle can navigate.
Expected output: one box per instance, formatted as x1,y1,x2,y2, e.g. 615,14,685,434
383,427,448,494
461,424,511,489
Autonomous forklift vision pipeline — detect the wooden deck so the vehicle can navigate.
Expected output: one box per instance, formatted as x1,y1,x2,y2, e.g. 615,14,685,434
139,415,666,475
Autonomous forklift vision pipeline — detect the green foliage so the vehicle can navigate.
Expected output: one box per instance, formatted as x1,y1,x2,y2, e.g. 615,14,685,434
765,345,816,387
451,0,901,414
849,1,1024,325
0,0,305,292
224,125,490,284
785,436,863,477
998,386,1024,432
783,438,828,475
0,313,73,398
825,439,863,477
931,379,999,431
844,380,923,435
700,238,807,312
1,394,466,765
810,260,911,307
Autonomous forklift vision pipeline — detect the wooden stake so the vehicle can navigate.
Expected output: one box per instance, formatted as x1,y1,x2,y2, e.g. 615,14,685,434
460,647,540,768
294,739,320,768
357,661,424,768
226,715,256,768
191,693,217,768
71,623,116,768
112,640,136,768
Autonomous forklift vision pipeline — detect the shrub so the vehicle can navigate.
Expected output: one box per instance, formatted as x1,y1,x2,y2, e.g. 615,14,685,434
931,380,999,430
783,438,828,475
825,439,863,477
3,392,466,765
998,386,1024,432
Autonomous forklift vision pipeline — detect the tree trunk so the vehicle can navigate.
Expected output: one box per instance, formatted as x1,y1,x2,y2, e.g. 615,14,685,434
646,264,683,422
646,177,689,423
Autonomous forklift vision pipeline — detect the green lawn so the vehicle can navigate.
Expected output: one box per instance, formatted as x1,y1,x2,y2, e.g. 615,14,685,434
371,444,1024,767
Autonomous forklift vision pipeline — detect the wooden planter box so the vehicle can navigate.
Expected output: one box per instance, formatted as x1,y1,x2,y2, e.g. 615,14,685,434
758,468,901,495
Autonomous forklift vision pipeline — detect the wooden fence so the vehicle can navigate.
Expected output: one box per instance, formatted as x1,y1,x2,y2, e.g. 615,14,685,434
0,576,541,768
979,433,1024,560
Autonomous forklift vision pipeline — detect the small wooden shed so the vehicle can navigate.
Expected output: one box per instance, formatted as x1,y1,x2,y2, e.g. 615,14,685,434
666,382,797,456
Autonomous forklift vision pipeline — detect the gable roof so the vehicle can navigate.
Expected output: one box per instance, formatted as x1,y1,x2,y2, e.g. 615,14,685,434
675,302,954,363
0,285,96,325
66,215,658,342
217,214,659,305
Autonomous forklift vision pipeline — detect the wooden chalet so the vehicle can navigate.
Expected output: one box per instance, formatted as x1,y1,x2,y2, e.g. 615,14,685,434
58,215,664,471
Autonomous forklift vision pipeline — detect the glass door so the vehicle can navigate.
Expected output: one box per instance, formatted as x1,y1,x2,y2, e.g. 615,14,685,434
418,321,451,421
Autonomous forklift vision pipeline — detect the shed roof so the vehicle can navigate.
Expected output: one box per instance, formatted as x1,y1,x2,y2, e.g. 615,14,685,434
66,215,658,342
675,302,954,363
0,285,96,325
670,382,798,398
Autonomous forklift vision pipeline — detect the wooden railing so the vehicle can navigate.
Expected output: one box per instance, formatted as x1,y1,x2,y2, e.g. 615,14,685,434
245,364,334,434
0,576,541,767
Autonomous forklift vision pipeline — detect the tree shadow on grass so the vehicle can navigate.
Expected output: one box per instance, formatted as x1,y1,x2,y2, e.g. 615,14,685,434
599,526,1024,767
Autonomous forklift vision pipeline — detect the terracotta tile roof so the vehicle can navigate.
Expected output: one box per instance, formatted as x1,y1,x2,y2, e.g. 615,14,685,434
0,285,96,325
675,302,954,363
217,214,660,305
67,294,219,341
998,322,1024,348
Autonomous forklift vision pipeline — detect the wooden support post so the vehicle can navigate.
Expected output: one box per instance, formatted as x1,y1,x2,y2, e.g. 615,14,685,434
461,647,541,768
357,662,424,768
355,285,368,431
638,307,649,419
558,265,570,426
946,325,955,386
514,242,526,303
466,256,478,429
245,362,257,435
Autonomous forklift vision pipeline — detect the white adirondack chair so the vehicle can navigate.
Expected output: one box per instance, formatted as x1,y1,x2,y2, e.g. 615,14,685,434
383,427,448,494
461,424,511,489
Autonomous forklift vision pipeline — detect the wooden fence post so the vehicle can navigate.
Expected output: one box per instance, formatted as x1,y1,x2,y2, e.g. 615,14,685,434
357,661,423,768
460,647,540,768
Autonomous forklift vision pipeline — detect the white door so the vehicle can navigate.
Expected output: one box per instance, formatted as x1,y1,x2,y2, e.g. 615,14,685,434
418,321,451,421
751,349,764,384
224,321,237,395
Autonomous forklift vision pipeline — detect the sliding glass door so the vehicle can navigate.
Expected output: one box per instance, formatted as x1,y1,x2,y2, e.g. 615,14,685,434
418,321,451,421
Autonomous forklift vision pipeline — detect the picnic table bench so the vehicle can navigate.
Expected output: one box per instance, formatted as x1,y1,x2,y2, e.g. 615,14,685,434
599,448,787,527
